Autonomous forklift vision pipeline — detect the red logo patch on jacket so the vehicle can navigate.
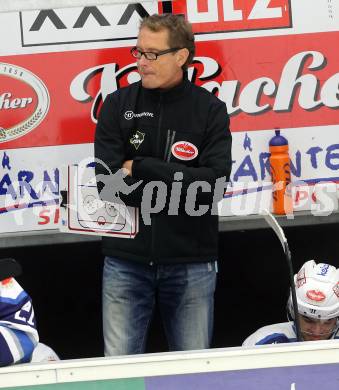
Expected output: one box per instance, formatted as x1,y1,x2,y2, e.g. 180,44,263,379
171,141,198,161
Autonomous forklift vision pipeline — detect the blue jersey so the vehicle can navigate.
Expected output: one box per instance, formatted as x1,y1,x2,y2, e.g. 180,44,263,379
0,278,39,366
242,322,339,346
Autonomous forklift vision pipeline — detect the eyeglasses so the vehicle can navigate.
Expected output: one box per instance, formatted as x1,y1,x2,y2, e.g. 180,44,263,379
130,46,182,61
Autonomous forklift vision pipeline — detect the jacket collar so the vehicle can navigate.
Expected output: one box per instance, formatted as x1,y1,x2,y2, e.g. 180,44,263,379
140,76,190,103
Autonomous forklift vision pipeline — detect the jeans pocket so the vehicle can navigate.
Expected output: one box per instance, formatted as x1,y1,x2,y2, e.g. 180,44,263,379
188,261,217,274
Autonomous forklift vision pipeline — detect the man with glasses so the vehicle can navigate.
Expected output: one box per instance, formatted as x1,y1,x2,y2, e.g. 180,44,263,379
243,260,339,346
95,14,232,356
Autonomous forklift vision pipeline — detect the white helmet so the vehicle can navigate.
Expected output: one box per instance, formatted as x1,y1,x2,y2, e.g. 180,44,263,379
288,260,339,320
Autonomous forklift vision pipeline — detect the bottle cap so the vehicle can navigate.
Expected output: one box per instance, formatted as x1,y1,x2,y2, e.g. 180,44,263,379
269,129,288,147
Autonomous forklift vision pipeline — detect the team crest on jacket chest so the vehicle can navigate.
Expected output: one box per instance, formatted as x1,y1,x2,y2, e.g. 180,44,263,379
130,130,145,150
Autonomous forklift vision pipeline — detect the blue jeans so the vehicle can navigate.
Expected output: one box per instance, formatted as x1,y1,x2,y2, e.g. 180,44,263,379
102,256,217,356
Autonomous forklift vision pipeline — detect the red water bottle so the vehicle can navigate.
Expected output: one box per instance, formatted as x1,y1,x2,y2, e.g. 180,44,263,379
269,129,293,215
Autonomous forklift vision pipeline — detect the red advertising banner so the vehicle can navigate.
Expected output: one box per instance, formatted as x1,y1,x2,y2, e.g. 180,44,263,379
172,0,292,33
1,31,338,150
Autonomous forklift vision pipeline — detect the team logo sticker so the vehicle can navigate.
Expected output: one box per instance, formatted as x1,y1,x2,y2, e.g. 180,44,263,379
171,141,198,161
296,268,306,288
0,62,50,143
317,263,330,276
333,283,339,298
306,289,326,302
130,130,145,150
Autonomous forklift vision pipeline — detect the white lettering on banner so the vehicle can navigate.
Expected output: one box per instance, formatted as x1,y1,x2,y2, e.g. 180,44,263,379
186,0,282,23
21,3,158,46
249,0,282,19
200,51,339,115
0,93,33,110
274,51,329,111
187,0,219,23
223,0,243,21
70,62,139,123
70,51,339,123
21,1,289,45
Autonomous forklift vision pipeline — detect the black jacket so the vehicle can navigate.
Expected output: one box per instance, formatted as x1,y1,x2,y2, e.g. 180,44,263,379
94,78,232,264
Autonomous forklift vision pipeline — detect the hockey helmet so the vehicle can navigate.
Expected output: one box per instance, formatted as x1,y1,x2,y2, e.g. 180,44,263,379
288,260,339,320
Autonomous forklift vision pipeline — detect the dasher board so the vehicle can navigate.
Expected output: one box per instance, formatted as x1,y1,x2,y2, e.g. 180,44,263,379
1,341,339,389
59,164,138,238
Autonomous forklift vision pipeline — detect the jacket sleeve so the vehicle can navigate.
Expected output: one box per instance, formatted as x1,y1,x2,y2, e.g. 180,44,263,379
94,94,124,174
132,99,232,207
0,279,39,366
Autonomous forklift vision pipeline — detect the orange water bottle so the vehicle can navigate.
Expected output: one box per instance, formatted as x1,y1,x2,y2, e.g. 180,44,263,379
269,129,293,215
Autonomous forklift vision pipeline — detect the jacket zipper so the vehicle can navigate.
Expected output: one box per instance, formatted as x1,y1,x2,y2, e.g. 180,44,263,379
163,129,171,161
151,95,164,265
156,95,164,158
166,130,176,162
